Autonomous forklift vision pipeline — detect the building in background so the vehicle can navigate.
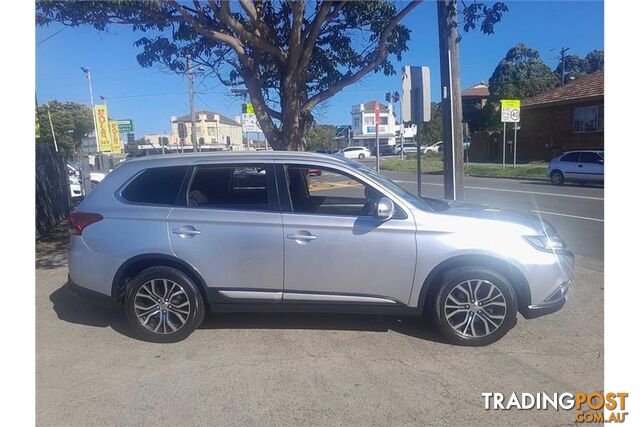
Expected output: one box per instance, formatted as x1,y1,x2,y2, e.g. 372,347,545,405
170,111,243,150
468,71,604,162
519,70,604,161
351,100,397,148
461,82,490,134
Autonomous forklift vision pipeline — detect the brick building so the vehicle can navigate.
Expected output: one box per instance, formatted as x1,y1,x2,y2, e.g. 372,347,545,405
518,71,604,161
469,71,603,162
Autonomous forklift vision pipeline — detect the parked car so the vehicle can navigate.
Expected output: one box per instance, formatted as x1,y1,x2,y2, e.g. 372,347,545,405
548,150,604,185
68,152,573,346
337,146,371,159
393,143,427,155
425,141,443,153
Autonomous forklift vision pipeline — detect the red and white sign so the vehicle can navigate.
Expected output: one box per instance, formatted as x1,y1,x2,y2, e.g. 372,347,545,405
375,102,380,125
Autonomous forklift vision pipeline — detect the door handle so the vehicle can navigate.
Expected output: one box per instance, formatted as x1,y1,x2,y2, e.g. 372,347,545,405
287,233,317,241
172,226,201,237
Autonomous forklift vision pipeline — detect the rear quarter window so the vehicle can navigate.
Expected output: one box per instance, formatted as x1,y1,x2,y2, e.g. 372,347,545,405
121,166,188,205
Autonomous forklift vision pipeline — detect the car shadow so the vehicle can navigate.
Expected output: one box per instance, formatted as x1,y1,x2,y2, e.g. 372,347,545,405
50,282,449,344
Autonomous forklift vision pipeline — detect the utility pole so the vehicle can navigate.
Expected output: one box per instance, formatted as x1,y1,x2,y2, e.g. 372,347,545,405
187,56,198,152
45,102,59,152
437,0,464,200
559,47,570,85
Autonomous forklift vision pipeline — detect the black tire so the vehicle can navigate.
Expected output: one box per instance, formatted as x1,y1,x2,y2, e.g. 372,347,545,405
432,266,517,346
125,266,205,343
358,153,365,159
550,170,564,185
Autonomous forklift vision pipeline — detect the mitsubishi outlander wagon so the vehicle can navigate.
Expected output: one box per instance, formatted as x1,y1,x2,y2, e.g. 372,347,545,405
67,152,574,346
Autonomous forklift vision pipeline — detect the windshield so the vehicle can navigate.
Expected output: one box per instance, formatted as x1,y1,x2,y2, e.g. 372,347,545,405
342,158,449,211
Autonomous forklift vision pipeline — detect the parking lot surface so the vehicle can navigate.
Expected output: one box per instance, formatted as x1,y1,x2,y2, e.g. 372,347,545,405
37,223,603,425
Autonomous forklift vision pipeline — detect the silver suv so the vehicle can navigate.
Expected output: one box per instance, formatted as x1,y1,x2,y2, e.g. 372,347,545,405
68,152,574,345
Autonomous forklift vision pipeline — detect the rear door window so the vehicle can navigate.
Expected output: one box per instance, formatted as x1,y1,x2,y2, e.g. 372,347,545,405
187,164,276,211
560,152,580,162
579,152,604,164
121,166,188,205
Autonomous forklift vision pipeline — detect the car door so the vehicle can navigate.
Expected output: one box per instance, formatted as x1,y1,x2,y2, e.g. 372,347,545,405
167,162,284,302
578,152,604,182
559,152,581,180
278,163,417,305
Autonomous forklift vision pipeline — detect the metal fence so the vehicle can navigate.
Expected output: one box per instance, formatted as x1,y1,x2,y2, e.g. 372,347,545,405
36,145,72,238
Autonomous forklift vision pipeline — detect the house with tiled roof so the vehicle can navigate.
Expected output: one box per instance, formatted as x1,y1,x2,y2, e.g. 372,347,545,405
517,71,604,160
461,82,490,128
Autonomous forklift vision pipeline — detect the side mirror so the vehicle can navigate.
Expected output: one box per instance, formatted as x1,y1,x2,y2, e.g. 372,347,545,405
376,197,395,221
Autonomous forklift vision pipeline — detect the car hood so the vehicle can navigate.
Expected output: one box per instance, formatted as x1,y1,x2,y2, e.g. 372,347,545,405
430,199,551,235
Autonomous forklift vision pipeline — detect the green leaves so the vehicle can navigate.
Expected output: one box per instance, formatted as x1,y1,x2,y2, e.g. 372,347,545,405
36,101,94,154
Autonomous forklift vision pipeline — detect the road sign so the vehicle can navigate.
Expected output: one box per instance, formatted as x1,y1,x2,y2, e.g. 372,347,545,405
242,113,261,132
116,119,134,133
375,102,380,125
242,103,255,115
501,99,521,123
335,125,351,138
127,133,135,144
401,66,431,123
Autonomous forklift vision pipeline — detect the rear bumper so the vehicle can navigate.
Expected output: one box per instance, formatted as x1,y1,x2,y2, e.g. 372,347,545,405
67,275,119,308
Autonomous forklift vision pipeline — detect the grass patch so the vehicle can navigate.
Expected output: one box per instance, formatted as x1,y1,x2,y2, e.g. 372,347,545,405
380,153,444,174
465,164,548,179
381,156,548,179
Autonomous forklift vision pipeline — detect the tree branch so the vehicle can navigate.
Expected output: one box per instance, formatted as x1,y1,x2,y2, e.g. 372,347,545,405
211,0,287,62
303,0,420,111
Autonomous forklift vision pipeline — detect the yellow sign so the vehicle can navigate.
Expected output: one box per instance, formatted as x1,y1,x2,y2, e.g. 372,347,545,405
94,105,112,152
243,102,255,115
500,99,521,123
109,120,122,153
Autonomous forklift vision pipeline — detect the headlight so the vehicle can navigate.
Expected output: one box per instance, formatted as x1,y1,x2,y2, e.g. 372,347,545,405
523,235,566,251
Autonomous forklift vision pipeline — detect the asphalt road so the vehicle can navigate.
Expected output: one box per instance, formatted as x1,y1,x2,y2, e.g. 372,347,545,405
360,159,604,259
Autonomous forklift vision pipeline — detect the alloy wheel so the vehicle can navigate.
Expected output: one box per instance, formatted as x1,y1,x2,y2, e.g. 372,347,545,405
444,279,507,338
133,279,191,334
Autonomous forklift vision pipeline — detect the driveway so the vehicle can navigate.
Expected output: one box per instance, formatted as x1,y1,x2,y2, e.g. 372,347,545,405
37,223,603,426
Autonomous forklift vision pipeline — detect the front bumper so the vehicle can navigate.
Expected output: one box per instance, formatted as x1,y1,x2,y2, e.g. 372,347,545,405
521,279,570,319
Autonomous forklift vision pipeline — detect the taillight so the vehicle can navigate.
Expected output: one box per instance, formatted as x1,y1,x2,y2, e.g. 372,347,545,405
67,212,103,235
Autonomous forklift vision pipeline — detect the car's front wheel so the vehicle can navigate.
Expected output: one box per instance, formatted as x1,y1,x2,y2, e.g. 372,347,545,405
432,267,517,346
550,170,564,185
125,266,205,343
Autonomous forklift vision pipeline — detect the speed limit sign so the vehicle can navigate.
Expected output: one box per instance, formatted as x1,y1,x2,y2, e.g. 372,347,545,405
501,99,521,123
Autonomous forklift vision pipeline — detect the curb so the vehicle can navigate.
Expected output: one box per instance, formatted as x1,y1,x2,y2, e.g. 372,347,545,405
464,174,548,181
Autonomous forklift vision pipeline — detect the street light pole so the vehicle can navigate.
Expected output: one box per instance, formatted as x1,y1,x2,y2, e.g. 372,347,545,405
187,56,198,152
81,67,98,196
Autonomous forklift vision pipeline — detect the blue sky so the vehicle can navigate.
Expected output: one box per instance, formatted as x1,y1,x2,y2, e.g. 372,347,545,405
36,1,603,136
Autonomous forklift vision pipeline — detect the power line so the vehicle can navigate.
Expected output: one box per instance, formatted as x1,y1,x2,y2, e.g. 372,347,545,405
36,27,67,46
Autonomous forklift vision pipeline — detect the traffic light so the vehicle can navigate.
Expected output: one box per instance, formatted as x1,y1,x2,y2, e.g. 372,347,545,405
178,122,187,139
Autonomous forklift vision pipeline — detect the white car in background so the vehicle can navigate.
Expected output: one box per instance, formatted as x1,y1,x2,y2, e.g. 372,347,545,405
425,141,443,153
393,143,427,155
338,146,371,160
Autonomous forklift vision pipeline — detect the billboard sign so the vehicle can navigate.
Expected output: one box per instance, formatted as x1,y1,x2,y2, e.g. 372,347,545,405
109,120,122,154
500,99,521,123
94,105,112,152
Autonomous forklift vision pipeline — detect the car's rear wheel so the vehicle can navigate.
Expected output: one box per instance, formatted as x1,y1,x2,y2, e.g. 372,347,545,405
550,170,564,185
125,266,205,343
432,267,517,346
358,153,365,159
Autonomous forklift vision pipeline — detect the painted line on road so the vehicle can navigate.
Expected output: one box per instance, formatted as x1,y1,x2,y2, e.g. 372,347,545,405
393,180,603,201
531,210,604,223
